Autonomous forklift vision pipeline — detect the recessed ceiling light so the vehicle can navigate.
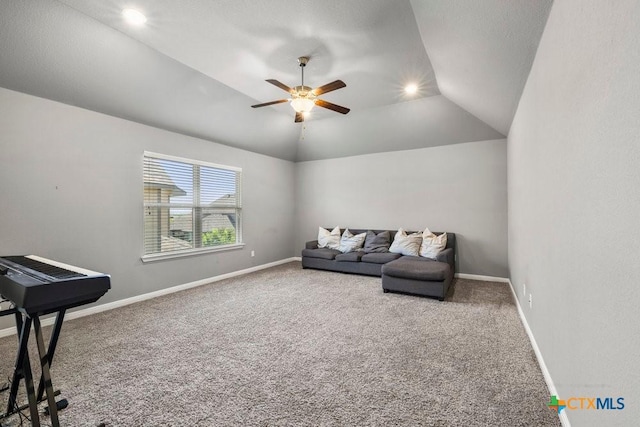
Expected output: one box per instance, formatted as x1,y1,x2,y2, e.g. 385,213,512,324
122,8,147,26
405,83,418,95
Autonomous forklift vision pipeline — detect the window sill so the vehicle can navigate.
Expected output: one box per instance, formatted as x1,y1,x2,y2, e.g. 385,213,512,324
141,243,245,263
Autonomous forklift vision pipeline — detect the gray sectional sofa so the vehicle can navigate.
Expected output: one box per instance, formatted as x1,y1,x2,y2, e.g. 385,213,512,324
301,228,456,300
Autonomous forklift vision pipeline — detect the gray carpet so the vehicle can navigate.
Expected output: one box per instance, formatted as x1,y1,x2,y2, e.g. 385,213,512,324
0,262,560,426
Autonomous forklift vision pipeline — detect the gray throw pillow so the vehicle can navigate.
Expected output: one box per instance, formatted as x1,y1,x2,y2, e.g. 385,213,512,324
363,230,391,253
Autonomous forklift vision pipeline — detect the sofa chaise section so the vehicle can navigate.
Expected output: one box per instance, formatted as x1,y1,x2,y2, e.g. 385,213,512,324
381,256,453,301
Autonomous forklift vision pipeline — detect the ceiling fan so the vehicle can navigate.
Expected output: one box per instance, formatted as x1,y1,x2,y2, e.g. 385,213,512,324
251,56,350,123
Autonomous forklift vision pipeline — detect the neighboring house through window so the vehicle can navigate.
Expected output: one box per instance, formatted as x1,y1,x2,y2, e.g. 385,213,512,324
143,152,242,260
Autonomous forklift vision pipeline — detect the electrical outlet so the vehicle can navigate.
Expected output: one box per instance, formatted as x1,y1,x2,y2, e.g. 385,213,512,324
529,293,532,309
251,250,255,257
523,283,526,297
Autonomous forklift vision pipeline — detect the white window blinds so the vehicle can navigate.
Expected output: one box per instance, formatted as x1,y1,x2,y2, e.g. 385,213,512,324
143,152,242,258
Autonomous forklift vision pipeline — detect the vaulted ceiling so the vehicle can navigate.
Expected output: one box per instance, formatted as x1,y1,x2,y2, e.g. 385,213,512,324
0,0,552,161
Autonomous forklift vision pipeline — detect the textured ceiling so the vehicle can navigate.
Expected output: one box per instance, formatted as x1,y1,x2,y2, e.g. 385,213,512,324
411,0,553,135
0,0,552,161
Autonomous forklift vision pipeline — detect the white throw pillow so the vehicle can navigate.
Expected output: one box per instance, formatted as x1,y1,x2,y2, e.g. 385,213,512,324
338,229,367,253
389,228,422,256
318,226,341,250
420,228,447,259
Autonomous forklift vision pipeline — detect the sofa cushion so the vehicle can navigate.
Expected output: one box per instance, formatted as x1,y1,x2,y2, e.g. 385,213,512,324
363,230,391,253
318,226,341,250
361,252,402,264
339,228,367,253
302,248,341,260
382,257,449,281
389,228,422,256
420,228,448,259
335,252,364,262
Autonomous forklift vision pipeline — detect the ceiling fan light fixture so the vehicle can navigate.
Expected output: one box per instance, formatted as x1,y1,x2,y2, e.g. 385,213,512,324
290,97,316,113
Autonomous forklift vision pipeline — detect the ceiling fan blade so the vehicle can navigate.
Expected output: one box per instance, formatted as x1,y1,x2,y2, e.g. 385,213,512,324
312,80,346,96
294,112,305,123
266,79,294,93
251,99,289,108
315,99,350,114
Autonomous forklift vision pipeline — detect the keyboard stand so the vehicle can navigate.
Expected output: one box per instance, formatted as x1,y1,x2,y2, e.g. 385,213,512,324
36,309,66,403
0,308,65,427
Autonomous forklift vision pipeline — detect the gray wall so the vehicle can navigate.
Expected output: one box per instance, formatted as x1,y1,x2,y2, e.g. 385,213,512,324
295,139,508,277
0,87,296,330
508,1,640,425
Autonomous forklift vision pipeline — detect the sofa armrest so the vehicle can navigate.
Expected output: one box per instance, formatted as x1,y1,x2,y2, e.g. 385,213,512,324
305,240,319,249
436,248,455,272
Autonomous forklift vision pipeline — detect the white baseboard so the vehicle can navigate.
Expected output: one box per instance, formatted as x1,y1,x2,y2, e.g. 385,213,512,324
455,273,510,283
0,257,299,339
507,279,571,427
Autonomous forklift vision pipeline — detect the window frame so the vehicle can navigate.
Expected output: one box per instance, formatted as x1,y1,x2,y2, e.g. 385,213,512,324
142,151,244,262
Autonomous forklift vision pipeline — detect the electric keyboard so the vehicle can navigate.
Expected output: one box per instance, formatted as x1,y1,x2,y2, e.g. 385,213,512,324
0,255,111,426
0,255,110,315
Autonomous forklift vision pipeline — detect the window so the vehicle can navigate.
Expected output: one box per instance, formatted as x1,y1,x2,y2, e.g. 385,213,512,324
143,152,242,260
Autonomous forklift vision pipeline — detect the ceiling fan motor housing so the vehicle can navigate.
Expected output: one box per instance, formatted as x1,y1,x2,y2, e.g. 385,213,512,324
293,85,314,97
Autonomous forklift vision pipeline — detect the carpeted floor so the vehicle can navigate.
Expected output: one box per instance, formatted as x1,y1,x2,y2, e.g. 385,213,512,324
0,262,560,426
